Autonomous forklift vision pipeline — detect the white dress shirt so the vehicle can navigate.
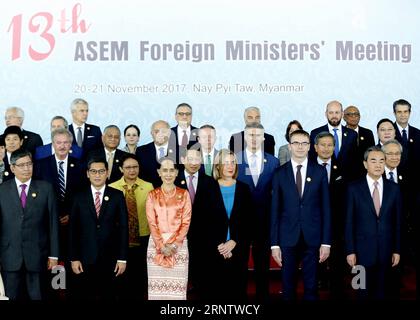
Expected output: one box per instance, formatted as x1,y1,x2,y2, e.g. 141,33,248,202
384,166,398,184
154,143,169,158
185,170,199,192
395,123,410,140
366,175,383,205
317,157,331,183
177,126,191,146
246,149,263,177
55,155,68,186
328,123,343,151
291,157,308,194
72,123,85,142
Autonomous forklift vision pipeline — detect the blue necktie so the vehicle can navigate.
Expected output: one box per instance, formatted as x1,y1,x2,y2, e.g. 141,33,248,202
158,147,165,159
58,161,66,202
333,128,340,158
402,129,408,146
388,171,395,183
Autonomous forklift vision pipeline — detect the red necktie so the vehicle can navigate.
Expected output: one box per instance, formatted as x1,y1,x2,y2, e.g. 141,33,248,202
95,191,101,217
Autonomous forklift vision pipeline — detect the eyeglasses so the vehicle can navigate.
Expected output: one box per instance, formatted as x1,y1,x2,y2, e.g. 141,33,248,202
123,165,139,170
89,169,107,175
290,142,310,147
344,112,360,117
13,161,33,168
177,112,192,117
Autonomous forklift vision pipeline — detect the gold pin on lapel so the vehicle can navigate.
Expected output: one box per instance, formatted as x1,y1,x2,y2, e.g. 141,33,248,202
360,136,364,140
169,149,173,153
410,139,413,143
104,196,109,201
398,175,403,180
333,165,337,170
181,180,186,185
306,177,312,182
70,163,75,167
116,159,119,163
4,171,9,176
32,193,37,198
69,149,73,153
87,127,90,130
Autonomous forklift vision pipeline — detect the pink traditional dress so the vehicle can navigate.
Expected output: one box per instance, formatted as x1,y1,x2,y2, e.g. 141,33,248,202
146,187,192,300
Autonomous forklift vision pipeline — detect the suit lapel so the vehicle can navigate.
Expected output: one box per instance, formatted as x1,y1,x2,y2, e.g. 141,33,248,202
286,162,300,199
360,180,378,218
25,180,39,212
86,189,99,221
301,162,312,200
98,187,110,220
379,181,391,218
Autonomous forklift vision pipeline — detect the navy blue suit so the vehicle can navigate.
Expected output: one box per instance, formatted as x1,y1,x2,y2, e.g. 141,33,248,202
345,177,401,299
35,143,83,161
310,125,359,182
236,151,279,300
69,123,102,158
270,160,331,300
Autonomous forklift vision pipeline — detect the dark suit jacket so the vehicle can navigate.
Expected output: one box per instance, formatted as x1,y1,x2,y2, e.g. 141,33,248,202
0,179,59,272
35,143,83,161
394,123,420,179
69,186,128,265
236,151,279,241
270,160,331,247
69,123,102,157
175,170,219,241
1,156,14,182
354,126,375,179
229,131,275,156
204,180,252,263
34,155,86,216
345,178,401,267
169,125,199,163
87,148,128,184
310,124,358,182
199,148,219,176
21,129,43,156
136,142,177,188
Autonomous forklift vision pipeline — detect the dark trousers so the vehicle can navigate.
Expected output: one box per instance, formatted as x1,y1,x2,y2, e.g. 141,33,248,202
250,237,271,301
281,234,319,300
356,263,391,300
2,265,46,300
118,244,147,300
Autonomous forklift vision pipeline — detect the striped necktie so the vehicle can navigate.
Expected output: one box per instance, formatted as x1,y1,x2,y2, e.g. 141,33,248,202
58,161,66,202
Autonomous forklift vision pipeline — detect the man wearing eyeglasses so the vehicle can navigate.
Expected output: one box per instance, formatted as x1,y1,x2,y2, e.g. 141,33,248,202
169,103,199,163
271,129,331,300
310,100,359,183
69,157,128,300
109,154,153,300
0,149,59,300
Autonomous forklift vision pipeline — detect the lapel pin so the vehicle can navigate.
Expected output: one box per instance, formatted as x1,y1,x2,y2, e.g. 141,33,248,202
410,139,413,143
306,177,312,182
87,127,90,130
192,132,196,136
177,194,182,200
69,149,73,154
333,165,337,170
181,180,186,185
169,149,173,153
70,163,74,167
4,171,9,176
343,132,347,137
116,159,119,163
264,158,267,163
104,196,109,201
32,193,37,198
360,136,364,140
24,135,28,139
398,175,403,180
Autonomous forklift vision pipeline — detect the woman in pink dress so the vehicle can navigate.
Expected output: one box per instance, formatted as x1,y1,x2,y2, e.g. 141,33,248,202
146,157,192,300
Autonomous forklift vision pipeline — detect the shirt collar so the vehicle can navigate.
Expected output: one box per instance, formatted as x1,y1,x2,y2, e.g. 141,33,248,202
91,184,106,195
291,157,308,169
246,148,262,160
366,174,383,189
185,170,199,179
15,177,32,189
328,123,341,133
317,157,331,166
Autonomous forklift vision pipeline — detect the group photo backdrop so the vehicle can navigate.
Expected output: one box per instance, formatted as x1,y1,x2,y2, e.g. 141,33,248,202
1,0,419,148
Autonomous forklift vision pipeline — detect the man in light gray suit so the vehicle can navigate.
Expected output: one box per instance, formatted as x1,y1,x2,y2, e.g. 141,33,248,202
0,149,59,300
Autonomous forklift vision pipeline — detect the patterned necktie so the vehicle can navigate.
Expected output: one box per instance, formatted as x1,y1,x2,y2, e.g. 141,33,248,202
181,130,188,148
158,147,165,159
402,129,408,146
296,165,303,198
58,161,66,202
388,171,395,183
123,184,140,246
204,154,212,176
333,128,340,158
94,191,101,217
372,181,381,216
107,152,114,179
188,175,195,204
20,184,27,208
250,154,258,186
76,127,83,148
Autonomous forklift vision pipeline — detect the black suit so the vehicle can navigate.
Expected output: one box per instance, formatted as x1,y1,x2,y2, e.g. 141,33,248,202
1,156,14,182
201,180,252,301
136,142,176,188
69,186,128,299
354,126,375,179
21,129,43,156
229,131,275,156
345,177,401,299
175,170,219,297
69,123,102,158
34,155,86,261
169,125,199,163
310,125,359,182
87,148,128,184
0,179,59,300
